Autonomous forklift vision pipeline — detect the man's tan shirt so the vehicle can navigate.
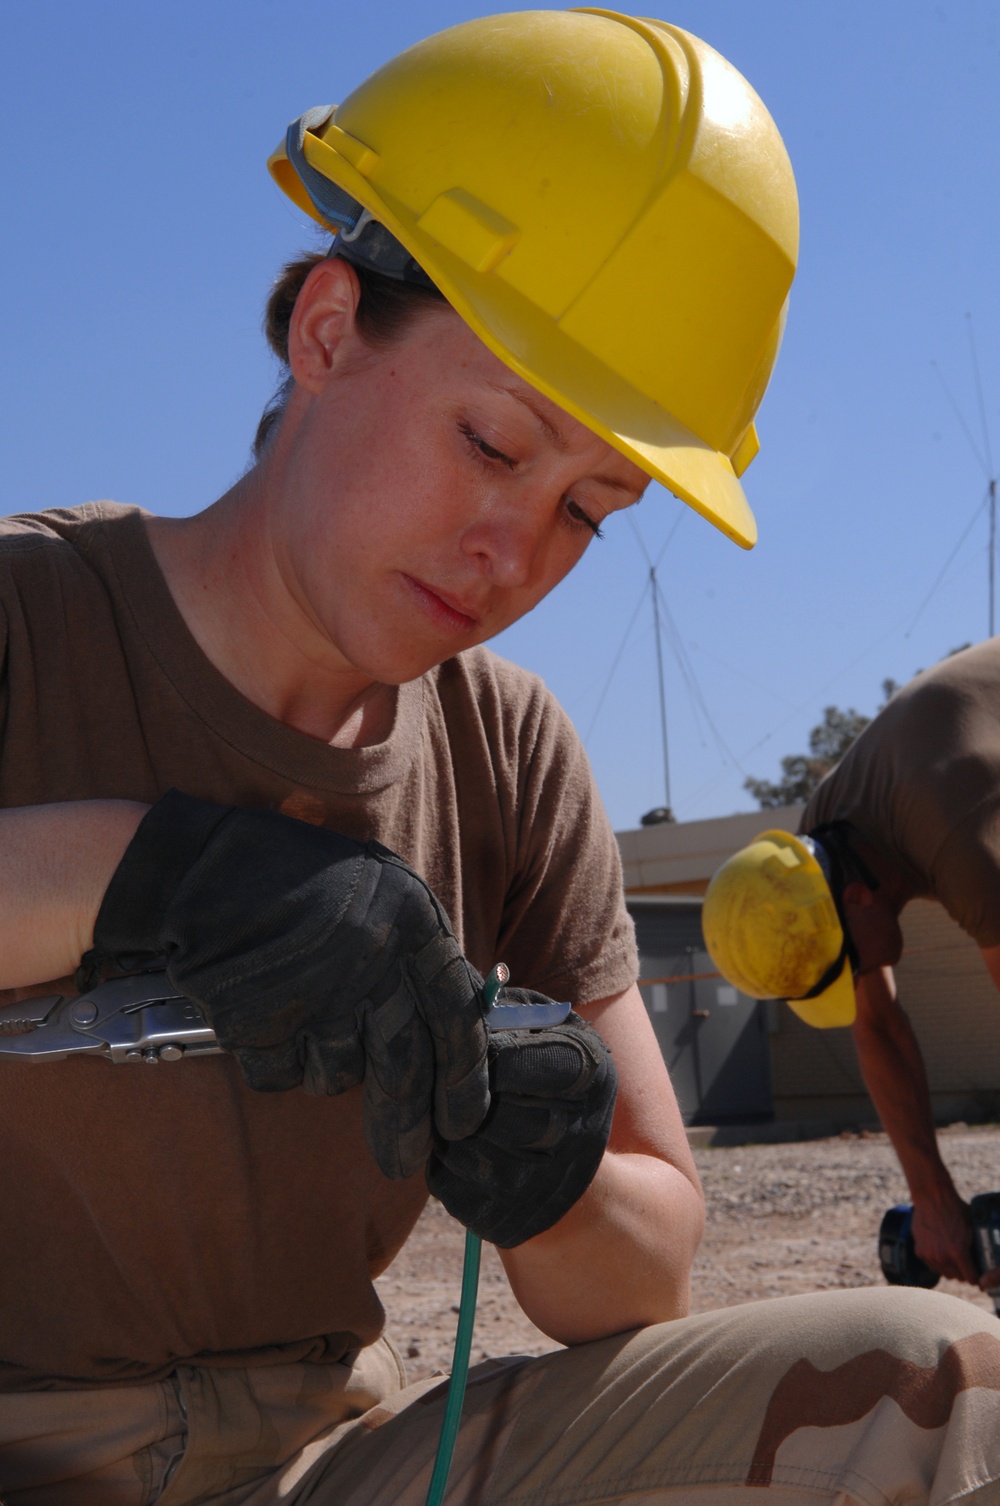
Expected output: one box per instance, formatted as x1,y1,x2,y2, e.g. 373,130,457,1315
804,638,1000,946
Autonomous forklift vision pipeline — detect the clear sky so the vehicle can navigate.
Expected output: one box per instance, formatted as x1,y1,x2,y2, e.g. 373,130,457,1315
4,1,999,832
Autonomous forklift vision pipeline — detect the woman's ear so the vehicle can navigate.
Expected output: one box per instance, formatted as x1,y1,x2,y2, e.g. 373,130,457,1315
287,257,362,393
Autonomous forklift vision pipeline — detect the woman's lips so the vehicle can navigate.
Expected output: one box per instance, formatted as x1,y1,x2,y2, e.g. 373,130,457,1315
401,574,481,633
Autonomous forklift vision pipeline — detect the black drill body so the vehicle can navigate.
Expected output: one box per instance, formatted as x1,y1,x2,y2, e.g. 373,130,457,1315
878,1192,1000,1314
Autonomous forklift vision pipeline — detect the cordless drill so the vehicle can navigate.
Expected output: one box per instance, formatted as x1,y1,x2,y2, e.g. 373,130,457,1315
878,1193,1000,1315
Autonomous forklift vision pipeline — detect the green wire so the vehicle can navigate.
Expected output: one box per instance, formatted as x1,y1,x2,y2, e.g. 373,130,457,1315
424,1229,482,1506
423,965,503,1506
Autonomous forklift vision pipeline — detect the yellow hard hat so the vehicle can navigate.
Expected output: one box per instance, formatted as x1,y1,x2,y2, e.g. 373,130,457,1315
702,830,857,1028
268,9,799,549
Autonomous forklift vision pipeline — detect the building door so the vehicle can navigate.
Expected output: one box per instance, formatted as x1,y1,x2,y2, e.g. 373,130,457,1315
629,900,773,1125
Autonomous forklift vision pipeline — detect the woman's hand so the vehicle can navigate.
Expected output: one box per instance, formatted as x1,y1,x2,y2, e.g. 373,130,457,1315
87,789,491,1180
497,984,706,1344
427,1013,617,1246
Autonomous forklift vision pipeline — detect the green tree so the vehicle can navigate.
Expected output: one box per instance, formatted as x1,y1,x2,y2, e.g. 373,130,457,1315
744,680,899,810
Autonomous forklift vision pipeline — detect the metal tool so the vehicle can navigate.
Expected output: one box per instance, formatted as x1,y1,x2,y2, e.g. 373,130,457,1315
0,971,220,1064
0,962,571,1068
480,961,572,1031
878,1193,1000,1315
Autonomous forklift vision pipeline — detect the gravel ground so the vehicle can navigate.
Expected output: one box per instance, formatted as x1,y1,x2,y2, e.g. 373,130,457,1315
375,1126,1000,1383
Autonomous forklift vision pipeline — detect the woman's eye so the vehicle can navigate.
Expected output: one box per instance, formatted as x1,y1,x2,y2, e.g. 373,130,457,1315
566,499,604,540
459,421,515,470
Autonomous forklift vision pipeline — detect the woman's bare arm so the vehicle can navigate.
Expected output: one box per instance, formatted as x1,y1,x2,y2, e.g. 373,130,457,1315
0,802,148,988
498,983,705,1344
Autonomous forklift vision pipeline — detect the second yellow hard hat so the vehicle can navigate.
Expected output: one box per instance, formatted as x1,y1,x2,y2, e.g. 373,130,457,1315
268,8,799,549
702,830,857,1029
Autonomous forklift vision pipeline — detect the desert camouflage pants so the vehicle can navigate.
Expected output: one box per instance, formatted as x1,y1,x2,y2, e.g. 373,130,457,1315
2,1288,1000,1506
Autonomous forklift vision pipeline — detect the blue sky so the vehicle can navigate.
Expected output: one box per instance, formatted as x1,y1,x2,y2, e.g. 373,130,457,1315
3,1,999,831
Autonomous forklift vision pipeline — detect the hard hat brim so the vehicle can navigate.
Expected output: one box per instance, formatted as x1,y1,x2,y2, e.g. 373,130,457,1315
269,140,759,550
785,958,857,1029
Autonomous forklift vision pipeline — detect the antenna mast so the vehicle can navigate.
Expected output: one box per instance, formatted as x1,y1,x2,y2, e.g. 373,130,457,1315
966,315,997,638
991,480,997,638
650,565,672,813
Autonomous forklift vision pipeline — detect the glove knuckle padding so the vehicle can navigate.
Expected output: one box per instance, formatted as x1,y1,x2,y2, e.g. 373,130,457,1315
480,1096,570,1152
408,947,490,1143
361,971,437,1181
490,1027,600,1099
427,1014,618,1248
90,791,490,1182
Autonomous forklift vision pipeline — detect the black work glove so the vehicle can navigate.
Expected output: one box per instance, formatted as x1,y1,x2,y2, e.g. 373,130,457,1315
84,789,492,1180
427,1013,617,1247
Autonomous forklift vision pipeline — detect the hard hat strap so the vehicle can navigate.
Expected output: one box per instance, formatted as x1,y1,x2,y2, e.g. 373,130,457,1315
802,825,871,969
796,933,854,1003
809,821,880,894
794,825,864,999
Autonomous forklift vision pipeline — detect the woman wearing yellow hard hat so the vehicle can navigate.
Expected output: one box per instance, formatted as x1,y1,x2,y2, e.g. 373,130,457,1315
0,9,996,1502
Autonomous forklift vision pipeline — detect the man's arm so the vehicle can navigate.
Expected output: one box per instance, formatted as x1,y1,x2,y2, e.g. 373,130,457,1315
852,965,977,1283
0,802,148,989
498,982,705,1344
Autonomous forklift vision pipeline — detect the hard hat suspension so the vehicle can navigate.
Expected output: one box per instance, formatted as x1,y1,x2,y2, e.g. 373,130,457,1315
285,108,437,289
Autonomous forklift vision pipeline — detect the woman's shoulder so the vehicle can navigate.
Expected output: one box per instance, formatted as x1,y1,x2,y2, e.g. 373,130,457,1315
428,645,573,749
423,647,590,812
0,504,154,674
0,502,141,582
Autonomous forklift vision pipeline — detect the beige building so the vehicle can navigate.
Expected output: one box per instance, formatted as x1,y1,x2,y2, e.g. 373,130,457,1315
617,806,1000,1128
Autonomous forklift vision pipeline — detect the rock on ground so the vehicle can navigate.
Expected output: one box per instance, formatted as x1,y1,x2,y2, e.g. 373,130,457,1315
375,1126,1000,1383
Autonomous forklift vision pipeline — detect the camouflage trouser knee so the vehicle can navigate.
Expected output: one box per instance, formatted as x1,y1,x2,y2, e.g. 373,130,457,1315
1,1289,999,1505
290,1287,1000,1506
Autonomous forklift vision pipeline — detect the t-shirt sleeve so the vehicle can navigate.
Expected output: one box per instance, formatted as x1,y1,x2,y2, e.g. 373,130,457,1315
493,686,638,1006
926,800,1000,948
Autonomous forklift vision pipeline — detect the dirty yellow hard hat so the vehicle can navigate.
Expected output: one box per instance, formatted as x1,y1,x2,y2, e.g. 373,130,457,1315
702,830,857,1028
268,8,799,550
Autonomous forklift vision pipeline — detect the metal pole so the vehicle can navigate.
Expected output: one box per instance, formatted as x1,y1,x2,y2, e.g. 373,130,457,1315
991,479,997,639
650,566,671,812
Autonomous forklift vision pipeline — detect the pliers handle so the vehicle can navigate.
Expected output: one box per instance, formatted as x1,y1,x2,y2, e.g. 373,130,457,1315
0,972,221,1064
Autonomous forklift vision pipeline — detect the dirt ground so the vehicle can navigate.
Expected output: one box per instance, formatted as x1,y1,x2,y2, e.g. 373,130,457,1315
375,1125,1000,1383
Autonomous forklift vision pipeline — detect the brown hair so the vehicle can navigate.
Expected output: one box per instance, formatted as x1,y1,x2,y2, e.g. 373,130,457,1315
253,250,447,458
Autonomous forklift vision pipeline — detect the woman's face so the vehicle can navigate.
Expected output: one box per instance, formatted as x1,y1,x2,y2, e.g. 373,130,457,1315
276,260,649,686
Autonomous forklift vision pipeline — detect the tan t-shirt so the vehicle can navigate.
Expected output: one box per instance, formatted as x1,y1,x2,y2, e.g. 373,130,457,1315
0,503,637,1389
803,640,1000,946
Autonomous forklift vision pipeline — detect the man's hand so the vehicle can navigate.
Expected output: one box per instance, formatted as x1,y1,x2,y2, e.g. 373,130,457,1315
912,1192,978,1285
427,1013,617,1247
83,790,490,1180
852,968,981,1283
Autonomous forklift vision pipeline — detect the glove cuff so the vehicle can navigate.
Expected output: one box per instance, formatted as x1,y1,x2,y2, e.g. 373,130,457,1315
89,789,235,965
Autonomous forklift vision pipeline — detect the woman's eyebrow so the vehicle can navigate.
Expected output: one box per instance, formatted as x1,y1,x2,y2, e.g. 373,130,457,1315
486,382,568,450
485,380,647,499
593,473,648,499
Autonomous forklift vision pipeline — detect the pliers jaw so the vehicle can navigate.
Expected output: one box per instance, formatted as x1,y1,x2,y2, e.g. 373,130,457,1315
0,973,221,1064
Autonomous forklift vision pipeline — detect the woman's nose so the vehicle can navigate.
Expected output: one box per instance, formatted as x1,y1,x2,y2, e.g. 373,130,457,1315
460,502,544,589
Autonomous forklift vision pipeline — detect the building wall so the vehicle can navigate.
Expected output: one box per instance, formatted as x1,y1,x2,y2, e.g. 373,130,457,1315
617,809,1000,1127
617,805,805,896
769,901,1000,1124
